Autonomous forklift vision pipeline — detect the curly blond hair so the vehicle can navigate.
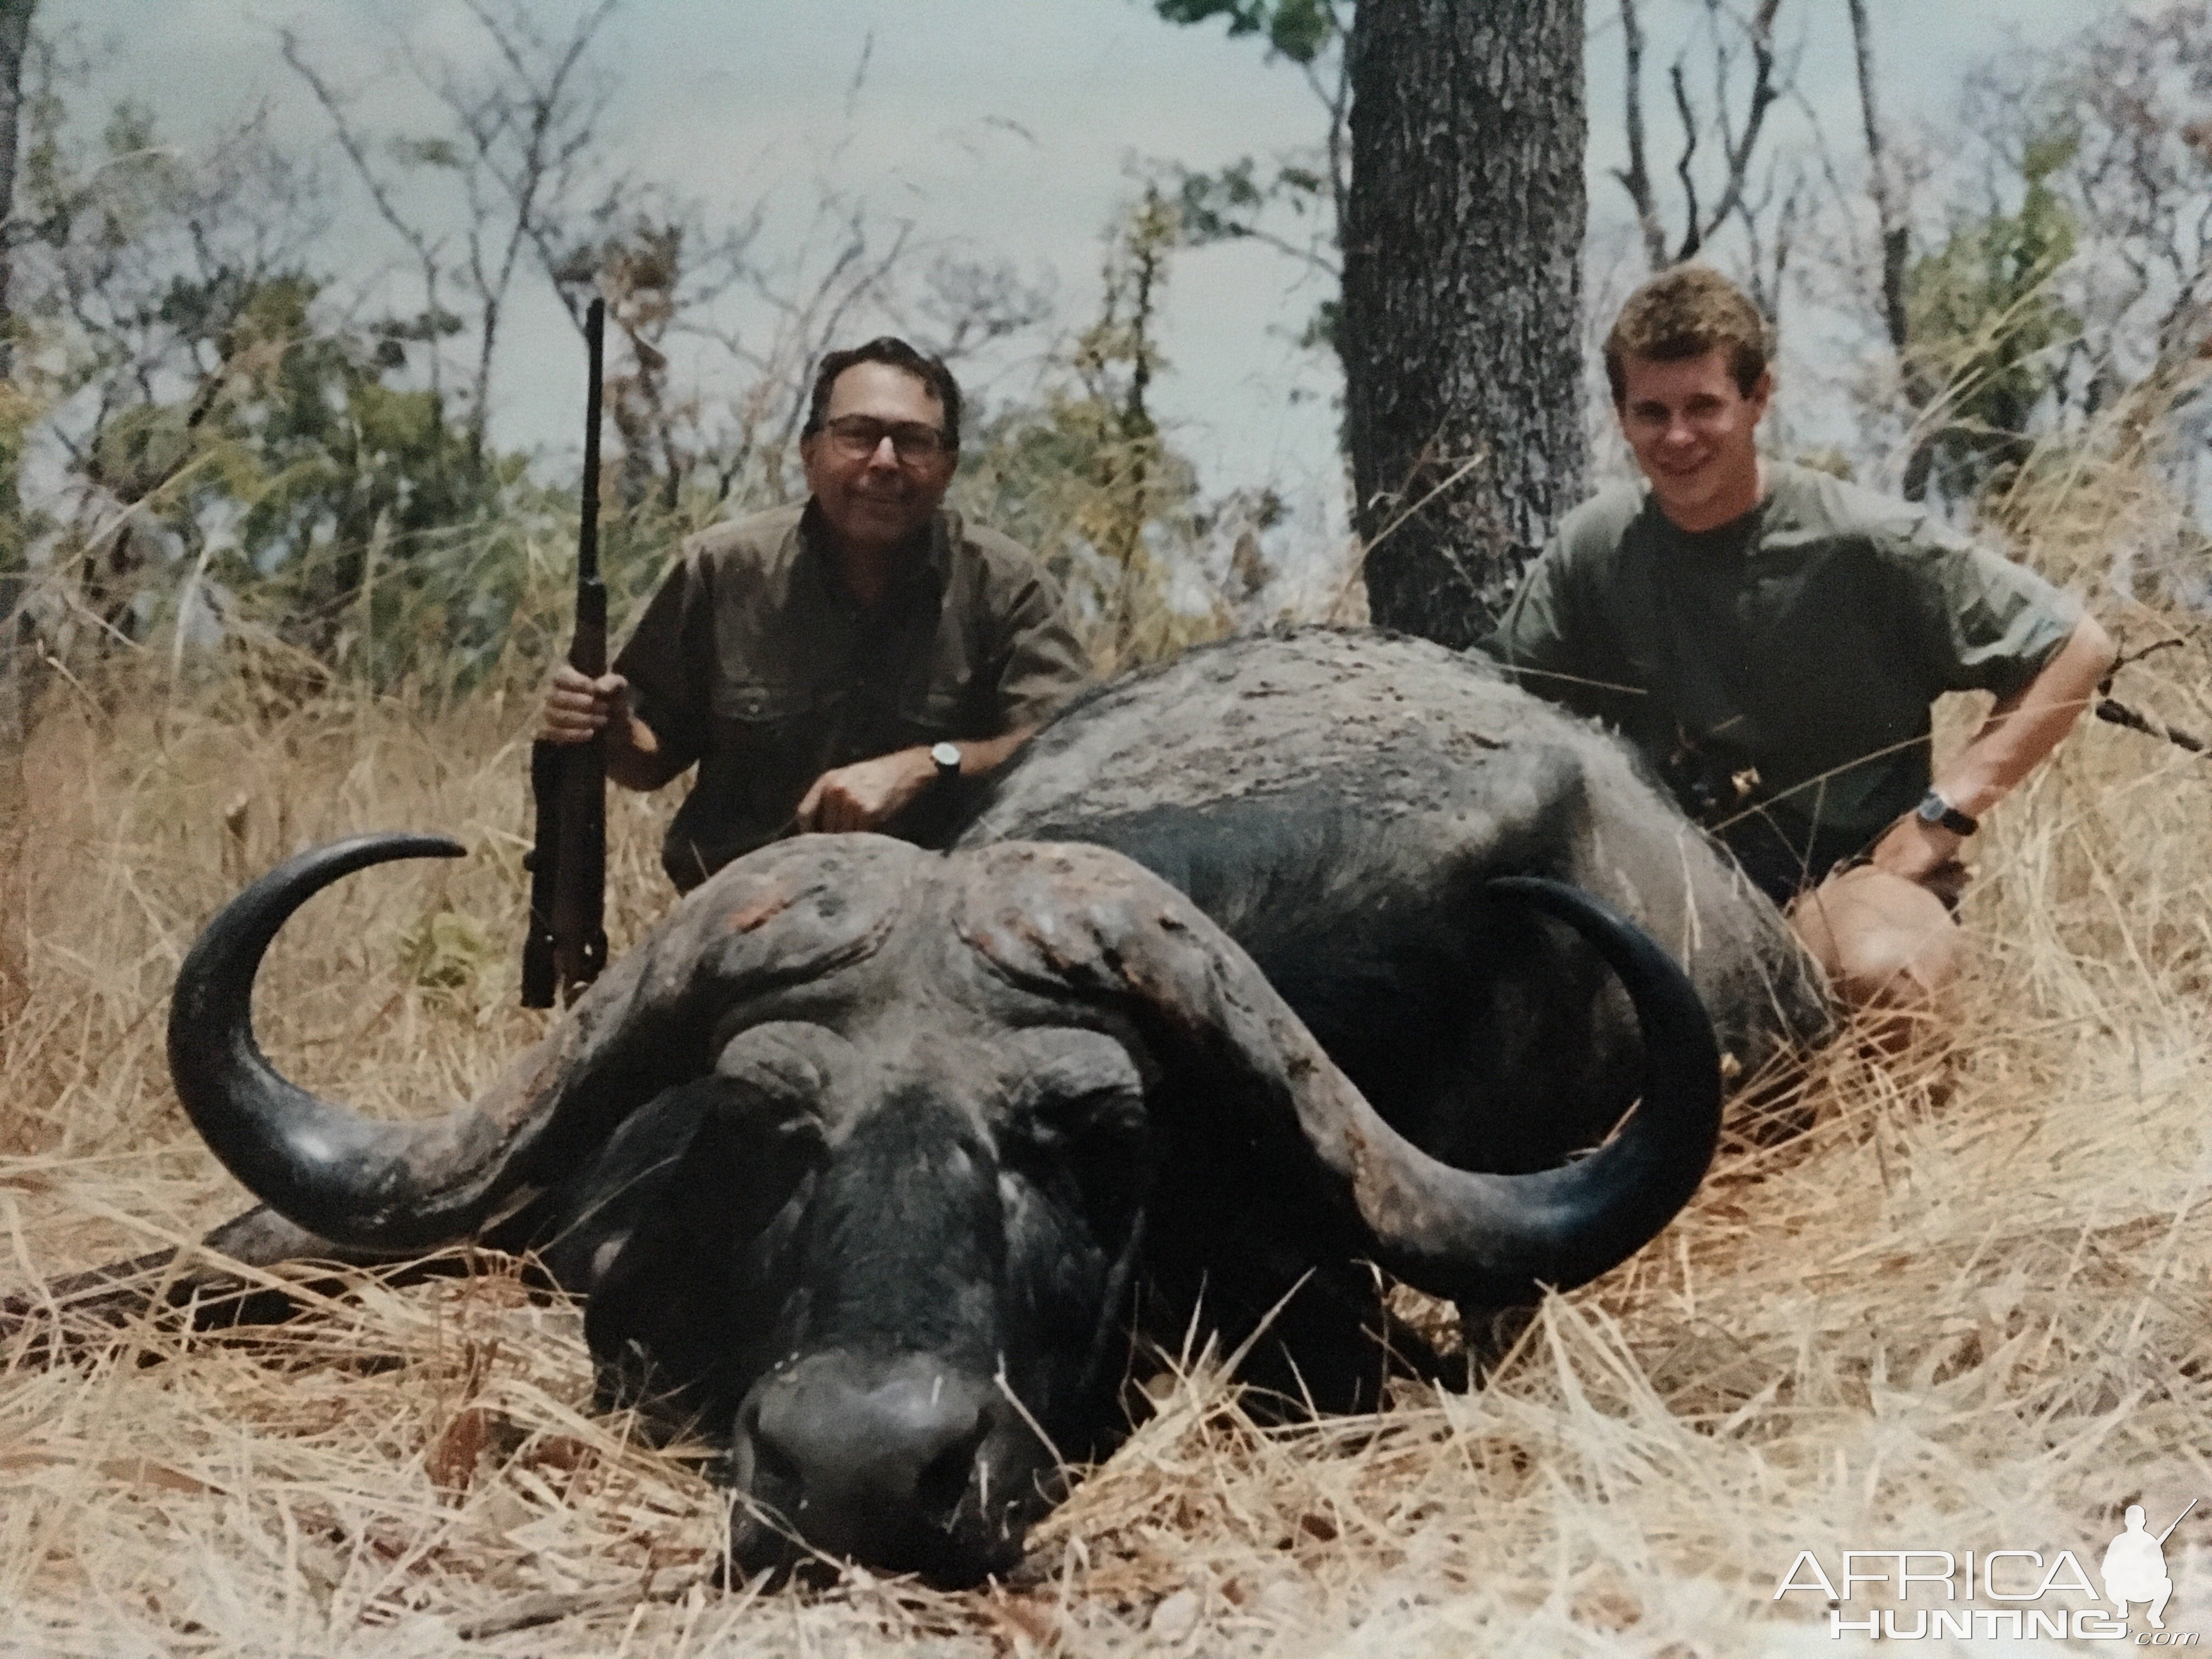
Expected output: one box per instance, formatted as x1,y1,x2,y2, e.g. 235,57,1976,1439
1602,265,1771,405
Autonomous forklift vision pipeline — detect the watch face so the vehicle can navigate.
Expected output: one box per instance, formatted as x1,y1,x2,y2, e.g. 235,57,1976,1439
930,742,962,774
1916,790,1975,834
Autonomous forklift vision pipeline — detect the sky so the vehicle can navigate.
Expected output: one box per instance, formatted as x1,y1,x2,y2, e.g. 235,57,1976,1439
44,0,2126,534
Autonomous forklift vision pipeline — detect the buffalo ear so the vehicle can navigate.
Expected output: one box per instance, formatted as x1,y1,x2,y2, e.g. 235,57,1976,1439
577,1071,828,1410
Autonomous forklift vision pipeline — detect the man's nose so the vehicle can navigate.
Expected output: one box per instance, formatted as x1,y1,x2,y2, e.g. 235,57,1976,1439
866,436,901,468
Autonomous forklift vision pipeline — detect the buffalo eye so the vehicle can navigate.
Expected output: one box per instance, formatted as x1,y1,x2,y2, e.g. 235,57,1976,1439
992,1031,1154,1239
997,1080,1152,1243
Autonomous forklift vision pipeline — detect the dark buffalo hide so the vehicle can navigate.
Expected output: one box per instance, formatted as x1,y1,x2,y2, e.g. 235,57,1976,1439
6,629,1829,1587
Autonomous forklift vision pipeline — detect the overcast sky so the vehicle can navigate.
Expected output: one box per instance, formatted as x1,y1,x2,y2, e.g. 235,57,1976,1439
49,1,2119,527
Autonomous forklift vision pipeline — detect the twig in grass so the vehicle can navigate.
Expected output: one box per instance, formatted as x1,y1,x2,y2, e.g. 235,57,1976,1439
2095,635,2208,754
2095,695,2207,755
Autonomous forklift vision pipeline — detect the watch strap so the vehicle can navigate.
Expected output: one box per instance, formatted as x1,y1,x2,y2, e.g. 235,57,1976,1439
1916,789,1979,837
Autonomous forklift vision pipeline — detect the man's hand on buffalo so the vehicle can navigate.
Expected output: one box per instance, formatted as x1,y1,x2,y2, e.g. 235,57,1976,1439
1867,813,1964,887
794,726,1037,834
795,747,942,834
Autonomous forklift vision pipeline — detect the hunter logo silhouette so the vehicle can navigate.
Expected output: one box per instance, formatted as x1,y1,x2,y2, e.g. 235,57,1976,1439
2104,1500,2194,1629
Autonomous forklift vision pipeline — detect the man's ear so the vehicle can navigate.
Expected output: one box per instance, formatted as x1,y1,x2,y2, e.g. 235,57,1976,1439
1747,369,1775,421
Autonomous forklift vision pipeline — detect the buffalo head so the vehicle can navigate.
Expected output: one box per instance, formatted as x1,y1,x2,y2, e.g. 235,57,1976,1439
166,829,1721,1585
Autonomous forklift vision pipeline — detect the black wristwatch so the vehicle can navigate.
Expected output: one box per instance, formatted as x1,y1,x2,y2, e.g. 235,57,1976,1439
1915,788,1979,837
929,741,963,786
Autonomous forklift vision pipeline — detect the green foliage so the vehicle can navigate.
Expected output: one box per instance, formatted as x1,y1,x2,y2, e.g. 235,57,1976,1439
65,264,536,688
953,187,1221,673
399,905,498,989
1173,154,1332,250
1152,0,1342,64
1905,134,2083,499
3,23,1260,709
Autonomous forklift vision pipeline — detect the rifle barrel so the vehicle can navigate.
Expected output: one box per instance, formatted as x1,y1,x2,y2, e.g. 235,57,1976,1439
2157,1498,2198,1545
572,297,608,680
578,297,605,590
522,294,612,1009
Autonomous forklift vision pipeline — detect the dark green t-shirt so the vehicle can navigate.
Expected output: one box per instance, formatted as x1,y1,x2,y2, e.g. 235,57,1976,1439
1474,462,2081,870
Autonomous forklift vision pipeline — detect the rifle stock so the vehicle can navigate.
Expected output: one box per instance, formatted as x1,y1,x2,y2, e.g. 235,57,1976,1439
523,297,610,1008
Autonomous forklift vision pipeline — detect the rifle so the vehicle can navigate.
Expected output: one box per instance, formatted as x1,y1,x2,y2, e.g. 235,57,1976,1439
522,297,610,1008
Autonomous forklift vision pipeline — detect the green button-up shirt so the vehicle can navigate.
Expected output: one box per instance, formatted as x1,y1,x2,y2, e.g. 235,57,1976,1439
616,501,1091,890
1475,462,2081,864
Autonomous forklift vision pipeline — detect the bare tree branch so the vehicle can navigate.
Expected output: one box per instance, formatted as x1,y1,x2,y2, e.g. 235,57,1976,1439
1669,61,1703,258
1847,0,1911,362
1847,0,1942,497
420,0,617,450
1690,0,1784,255
1611,0,1794,271
279,28,449,400
1612,0,1668,269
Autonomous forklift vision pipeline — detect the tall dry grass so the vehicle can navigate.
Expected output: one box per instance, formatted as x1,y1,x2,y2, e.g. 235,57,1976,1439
2,466,2210,1657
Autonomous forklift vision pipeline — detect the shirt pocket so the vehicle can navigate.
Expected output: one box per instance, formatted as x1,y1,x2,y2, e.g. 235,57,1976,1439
714,681,811,724
712,680,817,755
705,680,825,810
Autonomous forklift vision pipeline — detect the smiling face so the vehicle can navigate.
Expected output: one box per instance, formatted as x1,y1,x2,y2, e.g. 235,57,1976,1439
799,361,958,559
1615,347,1772,533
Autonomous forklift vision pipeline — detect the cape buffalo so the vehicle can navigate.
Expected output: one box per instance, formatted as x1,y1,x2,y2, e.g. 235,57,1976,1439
21,628,1828,1587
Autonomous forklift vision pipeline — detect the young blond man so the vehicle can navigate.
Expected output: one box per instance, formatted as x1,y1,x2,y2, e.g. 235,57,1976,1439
1479,266,2114,1024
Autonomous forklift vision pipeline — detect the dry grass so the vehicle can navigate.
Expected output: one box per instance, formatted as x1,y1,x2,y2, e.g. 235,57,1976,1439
3,509,2211,1657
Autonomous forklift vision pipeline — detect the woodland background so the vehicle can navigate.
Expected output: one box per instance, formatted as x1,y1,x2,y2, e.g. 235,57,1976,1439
1,3,2210,1655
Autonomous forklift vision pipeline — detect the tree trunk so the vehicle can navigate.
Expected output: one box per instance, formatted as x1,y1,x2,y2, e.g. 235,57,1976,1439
1341,0,1587,648
0,0,29,380
0,0,36,1029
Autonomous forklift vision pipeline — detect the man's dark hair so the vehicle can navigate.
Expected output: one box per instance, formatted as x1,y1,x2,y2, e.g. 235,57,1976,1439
802,337,963,450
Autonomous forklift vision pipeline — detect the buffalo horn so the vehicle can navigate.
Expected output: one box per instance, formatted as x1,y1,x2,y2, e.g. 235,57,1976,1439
167,834,535,1250
169,832,918,1254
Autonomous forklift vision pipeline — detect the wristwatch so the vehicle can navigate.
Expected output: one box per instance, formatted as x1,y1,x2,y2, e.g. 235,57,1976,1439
1914,788,1979,837
929,741,963,786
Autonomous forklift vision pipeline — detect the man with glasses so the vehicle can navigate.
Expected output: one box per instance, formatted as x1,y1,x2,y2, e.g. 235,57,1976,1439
539,336,1091,892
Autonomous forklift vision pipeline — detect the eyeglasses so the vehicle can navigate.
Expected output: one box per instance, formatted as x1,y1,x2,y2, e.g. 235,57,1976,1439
817,416,953,465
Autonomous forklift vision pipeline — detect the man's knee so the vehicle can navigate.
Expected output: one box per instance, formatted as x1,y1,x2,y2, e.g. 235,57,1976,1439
1788,866,1962,1015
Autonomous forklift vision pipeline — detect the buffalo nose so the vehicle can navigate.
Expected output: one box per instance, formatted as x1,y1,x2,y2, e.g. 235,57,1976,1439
739,1352,1000,1561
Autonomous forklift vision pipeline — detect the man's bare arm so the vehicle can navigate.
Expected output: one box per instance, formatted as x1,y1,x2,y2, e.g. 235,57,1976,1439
1870,613,2117,881
946,726,1035,778
794,727,1040,834
1937,613,2117,817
